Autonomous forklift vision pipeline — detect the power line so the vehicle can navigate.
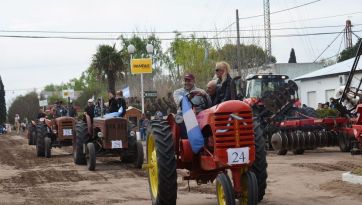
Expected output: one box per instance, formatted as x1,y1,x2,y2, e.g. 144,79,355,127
239,0,321,20
313,29,344,62
0,24,359,35
0,30,360,41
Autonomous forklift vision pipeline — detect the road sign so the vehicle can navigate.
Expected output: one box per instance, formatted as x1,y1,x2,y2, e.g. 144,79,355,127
131,58,152,74
62,89,74,99
144,91,157,98
39,100,48,107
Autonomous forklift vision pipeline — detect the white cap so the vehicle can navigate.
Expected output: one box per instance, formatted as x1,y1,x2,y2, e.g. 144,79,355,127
88,99,94,103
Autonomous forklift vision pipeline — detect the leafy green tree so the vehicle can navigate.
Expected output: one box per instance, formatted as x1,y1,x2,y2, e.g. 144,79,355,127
7,92,39,123
166,34,216,87
90,44,125,94
0,76,6,124
338,39,362,62
217,43,276,71
288,48,297,63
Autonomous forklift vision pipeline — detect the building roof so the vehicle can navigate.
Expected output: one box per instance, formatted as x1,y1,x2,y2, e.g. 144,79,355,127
294,57,361,81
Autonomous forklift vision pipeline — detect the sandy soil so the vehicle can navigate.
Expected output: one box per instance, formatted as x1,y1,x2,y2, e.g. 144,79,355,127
0,134,361,205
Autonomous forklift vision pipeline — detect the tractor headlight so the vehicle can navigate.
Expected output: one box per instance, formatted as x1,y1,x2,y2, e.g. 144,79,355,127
97,132,103,138
130,131,136,137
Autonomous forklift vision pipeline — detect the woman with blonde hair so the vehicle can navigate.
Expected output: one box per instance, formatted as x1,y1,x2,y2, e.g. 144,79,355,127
214,61,232,104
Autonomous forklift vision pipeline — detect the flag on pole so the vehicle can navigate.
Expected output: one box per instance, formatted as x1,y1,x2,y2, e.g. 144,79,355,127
182,96,204,153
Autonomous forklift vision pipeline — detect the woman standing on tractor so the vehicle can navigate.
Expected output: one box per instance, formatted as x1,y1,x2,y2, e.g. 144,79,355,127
214,61,232,104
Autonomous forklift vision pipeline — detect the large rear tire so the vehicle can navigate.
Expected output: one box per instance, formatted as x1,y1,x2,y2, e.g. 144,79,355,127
251,118,268,202
87,142,96,171
74,122,87,165
36,125,46,157
339,133,351,152
44,137,52,158
216,172,235,205
146,120,177,205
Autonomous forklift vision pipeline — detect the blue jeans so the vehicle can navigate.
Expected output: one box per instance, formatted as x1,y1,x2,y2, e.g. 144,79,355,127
140,128,147,141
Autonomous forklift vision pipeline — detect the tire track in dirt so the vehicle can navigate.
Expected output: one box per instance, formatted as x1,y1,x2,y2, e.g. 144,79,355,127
292,161,362,172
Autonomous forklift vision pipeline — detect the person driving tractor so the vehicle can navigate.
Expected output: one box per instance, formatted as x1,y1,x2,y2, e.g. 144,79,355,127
173,73,211,114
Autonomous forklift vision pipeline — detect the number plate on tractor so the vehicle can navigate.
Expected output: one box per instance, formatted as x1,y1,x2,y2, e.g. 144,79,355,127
63,129,72,136
226,147,250,165
112,140,123,149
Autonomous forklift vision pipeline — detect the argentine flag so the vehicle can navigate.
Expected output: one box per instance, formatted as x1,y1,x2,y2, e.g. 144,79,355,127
182,96,204,153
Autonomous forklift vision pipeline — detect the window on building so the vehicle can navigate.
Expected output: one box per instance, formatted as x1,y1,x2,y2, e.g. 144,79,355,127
325,89,335,102
307,91,317,108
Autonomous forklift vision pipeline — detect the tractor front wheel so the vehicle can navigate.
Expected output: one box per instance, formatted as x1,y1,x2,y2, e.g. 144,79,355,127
239,171,258,205
146,120,177,205
216,172,235,205
86,142,96,171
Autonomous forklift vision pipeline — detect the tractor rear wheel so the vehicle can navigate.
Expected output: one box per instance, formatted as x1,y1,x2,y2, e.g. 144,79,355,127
28,125,36,145
339,133,351,152
251,119,268,202
216,172,235,205
74,122,87,165
146,120,177,205
239,171,258,205
36,125,46,157
133,141,144,169
87,142,96,171
44,137,52,158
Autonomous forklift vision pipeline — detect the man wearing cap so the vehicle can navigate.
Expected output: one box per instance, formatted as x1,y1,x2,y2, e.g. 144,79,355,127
85,99,95,120
173,73,211,114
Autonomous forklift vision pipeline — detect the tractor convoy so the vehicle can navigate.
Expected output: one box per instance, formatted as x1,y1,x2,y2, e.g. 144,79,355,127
24,41,362,205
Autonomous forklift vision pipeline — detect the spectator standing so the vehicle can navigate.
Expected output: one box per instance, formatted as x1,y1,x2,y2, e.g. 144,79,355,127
139,114,149,141
14,114,20,134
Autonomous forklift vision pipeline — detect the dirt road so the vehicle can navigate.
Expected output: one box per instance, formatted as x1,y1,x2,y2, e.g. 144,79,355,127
0,134,361,205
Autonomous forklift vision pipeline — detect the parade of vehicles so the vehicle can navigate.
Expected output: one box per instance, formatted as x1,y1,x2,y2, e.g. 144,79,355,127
29,116,76,158
145,93,267,205
74,113,144,171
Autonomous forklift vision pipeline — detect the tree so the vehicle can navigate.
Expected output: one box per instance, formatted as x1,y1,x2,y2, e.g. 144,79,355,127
338,39,362,62
0,76,6,124
7,92,39,123
216,43,276,78
166,34,217,88
288,48,297,63
90,44,125,94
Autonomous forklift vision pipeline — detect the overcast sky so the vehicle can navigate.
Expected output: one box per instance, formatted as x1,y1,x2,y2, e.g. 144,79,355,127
1,0,362,105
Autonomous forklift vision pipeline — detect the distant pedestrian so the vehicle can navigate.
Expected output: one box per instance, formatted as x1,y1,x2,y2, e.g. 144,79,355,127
14,114,20,134
139,114,149,141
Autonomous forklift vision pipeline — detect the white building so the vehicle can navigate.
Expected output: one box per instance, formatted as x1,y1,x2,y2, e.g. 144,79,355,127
294,58,362,108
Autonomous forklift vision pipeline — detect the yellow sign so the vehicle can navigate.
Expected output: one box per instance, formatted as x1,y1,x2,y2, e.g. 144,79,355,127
131,58,153,74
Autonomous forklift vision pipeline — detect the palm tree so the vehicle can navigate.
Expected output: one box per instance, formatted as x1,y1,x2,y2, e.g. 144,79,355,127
91,44,125,93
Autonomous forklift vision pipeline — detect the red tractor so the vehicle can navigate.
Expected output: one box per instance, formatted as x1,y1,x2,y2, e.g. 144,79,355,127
33,116,76,158
144,94,267,205
74,113,144,171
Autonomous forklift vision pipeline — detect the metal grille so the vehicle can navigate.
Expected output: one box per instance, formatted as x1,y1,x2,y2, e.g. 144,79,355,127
60,120,74,137
212,111,254,149
106,122,127,142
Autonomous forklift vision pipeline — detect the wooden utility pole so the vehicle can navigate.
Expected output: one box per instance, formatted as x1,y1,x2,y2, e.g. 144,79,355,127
236,9,242,76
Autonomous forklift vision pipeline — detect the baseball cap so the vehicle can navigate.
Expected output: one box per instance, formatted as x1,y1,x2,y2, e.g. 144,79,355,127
88,99,94,103
184,73,195,80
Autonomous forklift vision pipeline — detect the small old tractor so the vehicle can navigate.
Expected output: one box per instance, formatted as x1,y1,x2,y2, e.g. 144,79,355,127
144,93,267,205
34,116,76,158
74,113,144,171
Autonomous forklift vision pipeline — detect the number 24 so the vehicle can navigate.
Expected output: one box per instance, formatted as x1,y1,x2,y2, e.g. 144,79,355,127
232,152,246,163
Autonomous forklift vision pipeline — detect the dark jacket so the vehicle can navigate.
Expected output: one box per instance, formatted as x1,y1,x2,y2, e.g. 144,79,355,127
85,104,95,119
215,74,232,104
108,97,119,113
